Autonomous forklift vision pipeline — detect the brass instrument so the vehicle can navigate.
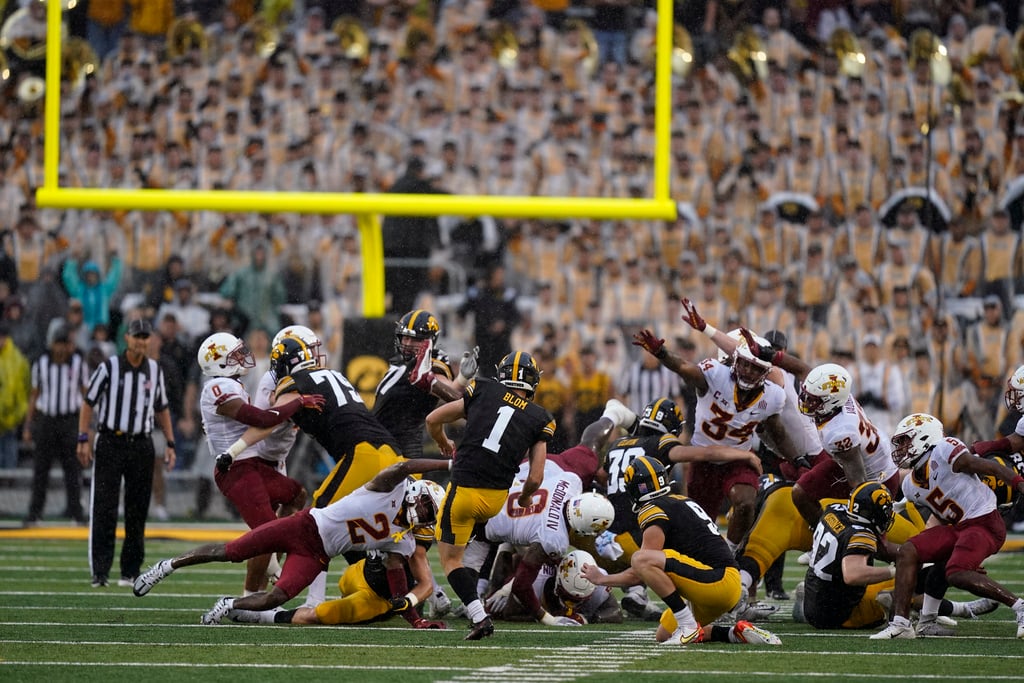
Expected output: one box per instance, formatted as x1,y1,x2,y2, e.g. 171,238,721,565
17,75,44,103
0,50,8,82
828,28,865,78
909,29,951,86
727,27,768,89
62,36,96,97
166,17,208,61
331,16,369,62
672,24,695,77
563,18,599,80
491,21,519,70
244,15,279,59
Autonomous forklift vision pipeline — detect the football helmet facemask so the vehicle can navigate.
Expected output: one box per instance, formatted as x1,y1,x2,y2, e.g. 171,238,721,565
395,309,441,361
566,492,615,536
557,549,597,601
623,455,671,511
731,333,773,390
496,351,542,397
638,398,684,436
404,478,445,528
847,481,895,534
198,332,255,377
270,336,318,379
890,413,944,470
799,363,852,418
273,324,326,368
1004,365,1024,413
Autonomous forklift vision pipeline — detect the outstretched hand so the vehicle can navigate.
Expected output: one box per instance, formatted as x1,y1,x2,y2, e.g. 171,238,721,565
680,298,707,332
299,394,326,412
412,618,446,629
459,346,480,381
632,329,666,358
740,328,776,363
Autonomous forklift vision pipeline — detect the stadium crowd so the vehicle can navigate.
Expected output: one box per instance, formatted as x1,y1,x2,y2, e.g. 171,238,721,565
1,0,1024,536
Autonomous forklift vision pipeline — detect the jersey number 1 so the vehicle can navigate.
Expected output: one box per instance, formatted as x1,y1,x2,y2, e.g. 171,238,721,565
482,405,515,453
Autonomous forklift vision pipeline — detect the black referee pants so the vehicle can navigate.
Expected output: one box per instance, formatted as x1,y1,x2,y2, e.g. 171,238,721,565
89,433,155,580
27,414,83,521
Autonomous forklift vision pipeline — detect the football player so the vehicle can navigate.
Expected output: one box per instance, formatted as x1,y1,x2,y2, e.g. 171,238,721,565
872,414,1024,639
581,456,782,646
426,350,556,640
133,458,452,624
972,365,1024,465
632,324,799,550
196,332,324,594
227,480,448,630
598,396,765,619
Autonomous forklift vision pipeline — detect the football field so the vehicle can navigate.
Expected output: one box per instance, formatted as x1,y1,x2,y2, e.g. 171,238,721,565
1,537,1022,683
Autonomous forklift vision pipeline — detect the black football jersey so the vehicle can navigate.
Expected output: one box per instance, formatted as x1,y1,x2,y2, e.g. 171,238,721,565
635,494,737,569
451,377,556,490
276,367,401,458
803,504,879,628
603,432,681,534
373,354,453,459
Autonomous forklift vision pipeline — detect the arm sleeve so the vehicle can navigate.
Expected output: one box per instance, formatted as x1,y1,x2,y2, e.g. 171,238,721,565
233,398,303,428
510,558,545,620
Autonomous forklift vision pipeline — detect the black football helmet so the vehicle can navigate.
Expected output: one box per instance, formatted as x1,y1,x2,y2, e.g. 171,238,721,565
271,336,317,378
395,309,440,360
638,398,684,436
847,482,895,534
623,455,671,510
979,453,1024,509
496,351,542,397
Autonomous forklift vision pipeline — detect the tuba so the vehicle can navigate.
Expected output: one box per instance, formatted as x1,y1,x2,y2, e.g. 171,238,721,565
244,15,280,59
909,29,951,86
166,17,208,61
17,75,45,103
727,27,768,98
672,24,695,77
828,28,866,78
565,19,599,79
491,21,519,70
62,37,97,97
332,15,369,62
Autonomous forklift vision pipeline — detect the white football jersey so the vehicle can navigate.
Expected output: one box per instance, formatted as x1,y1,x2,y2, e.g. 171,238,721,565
484,470,584,557
1014,415,1024,438
818,396,896,482
200,377,260,461
690,358,786,451
902,436,997,522
253,369,297,465
310,482,416,559
778,368,822,457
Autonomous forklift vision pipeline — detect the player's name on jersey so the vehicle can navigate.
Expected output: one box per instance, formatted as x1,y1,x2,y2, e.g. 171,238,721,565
822,510,847,535
503,392,530,409
546,479,574,531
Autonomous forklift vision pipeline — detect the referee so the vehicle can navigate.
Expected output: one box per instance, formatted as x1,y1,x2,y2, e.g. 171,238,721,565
23,325,89,526
77,318,176,588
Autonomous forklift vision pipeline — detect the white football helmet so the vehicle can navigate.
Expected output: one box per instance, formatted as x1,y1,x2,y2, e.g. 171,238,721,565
565,492,614,536
731,332,773,390
717,329,744,362
272,324,326,367
1005,365,1024,413
799,363,852,418
198,332,255,377
890,413,944,469
404,479,446,528
557,549,597,601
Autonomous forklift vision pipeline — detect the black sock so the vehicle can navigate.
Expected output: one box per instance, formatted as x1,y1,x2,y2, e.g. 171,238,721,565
709,625,732,643
274,609,298,623
661,591,687,613
447,566,480,606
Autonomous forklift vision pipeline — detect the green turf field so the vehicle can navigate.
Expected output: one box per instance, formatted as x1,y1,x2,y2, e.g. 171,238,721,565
1,538,1022,682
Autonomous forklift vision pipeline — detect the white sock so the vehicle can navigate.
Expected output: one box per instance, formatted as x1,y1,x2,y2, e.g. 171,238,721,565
673,605,698,631
266,554,282,578
242,589,258,597
476,578,490,596
739,569,754,595
920,594,942,618
893,615,911,627
1012,598,1024,612
726,539,739,555
303,571,327,607
466,599,487,623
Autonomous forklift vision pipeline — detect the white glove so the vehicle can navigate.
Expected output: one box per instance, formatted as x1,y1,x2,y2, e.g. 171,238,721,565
484,579,514,615
541,612,582,626
595,530,623,561
457,346,480,385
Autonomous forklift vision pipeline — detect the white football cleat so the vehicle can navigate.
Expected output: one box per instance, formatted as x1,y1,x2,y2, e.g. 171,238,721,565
953,597,999,619
201,597,233,625
601,399,638,430
870,621,917,639
661,624,704,645
916,615,956,636
796,551,811,565
133,559,174,597
733,620,782,645
792,581,806,624
1015,608,1024,639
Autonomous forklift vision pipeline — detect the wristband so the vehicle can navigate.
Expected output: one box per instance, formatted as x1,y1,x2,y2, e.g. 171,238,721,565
77,432,89,443
227,438,247,458
455,374,470,387
166,441,175,449
404,592,419,608
703,324,718,338
888,565,896,578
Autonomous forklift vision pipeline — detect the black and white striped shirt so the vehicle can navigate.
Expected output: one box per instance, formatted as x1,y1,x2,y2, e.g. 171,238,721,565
30,351,88,417
618,363,683,415
84,354,168,436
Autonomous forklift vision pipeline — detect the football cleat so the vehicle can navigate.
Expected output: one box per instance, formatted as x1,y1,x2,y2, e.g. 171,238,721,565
733,620,782,645
954,597,999,619
465,616,494,641
661,624,705,645
796,551,811,565
133,559,174,596
731,597,779,623
621,591,663,621
201,597,233,625
227,608,266,623
792,581,806,624
1016,608,1024,639
601,398,638,430
916,615,956,636
117,576,136,587
425,589,452,619
870,621,917,639
91,575,108,588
